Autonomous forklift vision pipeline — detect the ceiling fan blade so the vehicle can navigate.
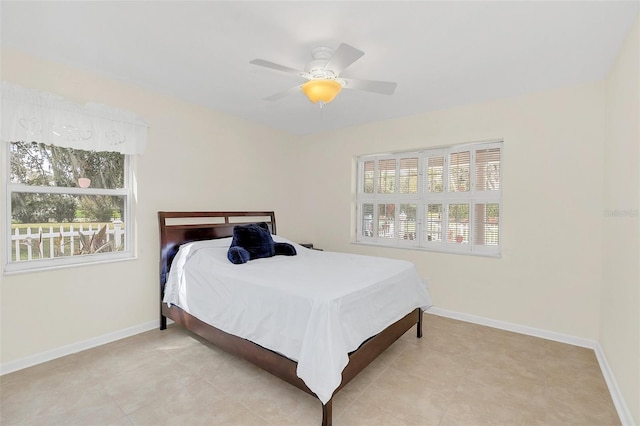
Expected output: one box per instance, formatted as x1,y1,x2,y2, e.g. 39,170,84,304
263,85,302,102
250,59,304,76
324,43,364,75
341,78,398,95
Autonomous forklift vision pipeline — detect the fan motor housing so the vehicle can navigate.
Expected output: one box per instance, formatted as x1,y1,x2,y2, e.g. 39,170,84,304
305,46,337,79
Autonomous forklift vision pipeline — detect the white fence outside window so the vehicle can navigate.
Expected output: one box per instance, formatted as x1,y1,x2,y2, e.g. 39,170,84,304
10,221,124,261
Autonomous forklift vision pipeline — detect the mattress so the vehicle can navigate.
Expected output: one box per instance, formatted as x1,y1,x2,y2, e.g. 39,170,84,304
163,235,432,403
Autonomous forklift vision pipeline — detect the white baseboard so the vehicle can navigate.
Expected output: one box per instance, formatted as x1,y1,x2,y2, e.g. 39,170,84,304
426,307,634,426
593,342,636,426
0,320,160,376
427,307,597,347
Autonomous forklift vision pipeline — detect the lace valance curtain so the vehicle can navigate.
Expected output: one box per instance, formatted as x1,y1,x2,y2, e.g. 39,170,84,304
1,82,148,155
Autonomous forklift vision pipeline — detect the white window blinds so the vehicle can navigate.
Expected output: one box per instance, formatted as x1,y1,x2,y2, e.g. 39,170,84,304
356,141,503,256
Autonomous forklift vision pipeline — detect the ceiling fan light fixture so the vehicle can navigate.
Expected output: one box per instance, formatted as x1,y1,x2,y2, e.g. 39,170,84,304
301,79,342,104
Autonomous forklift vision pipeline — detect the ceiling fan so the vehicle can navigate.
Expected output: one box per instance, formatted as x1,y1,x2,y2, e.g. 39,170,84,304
250,43,398,106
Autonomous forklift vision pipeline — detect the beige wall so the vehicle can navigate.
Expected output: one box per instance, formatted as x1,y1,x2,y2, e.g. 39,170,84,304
0,47,301,363
297,82,606,341
602,18,640,424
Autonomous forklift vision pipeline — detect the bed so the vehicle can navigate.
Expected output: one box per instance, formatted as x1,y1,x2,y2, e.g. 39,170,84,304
158,211,431,425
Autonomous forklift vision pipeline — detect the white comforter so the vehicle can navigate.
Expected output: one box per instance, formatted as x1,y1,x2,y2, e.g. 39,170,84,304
163,236,432,404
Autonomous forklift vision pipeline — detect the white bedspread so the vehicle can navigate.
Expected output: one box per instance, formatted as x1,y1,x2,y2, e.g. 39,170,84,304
163,236,432,404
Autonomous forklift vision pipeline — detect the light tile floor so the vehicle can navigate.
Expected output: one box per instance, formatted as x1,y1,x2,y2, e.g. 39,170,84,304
1,314,620,425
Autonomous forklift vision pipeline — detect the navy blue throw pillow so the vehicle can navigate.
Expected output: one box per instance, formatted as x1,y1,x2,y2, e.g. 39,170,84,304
227,222,275,264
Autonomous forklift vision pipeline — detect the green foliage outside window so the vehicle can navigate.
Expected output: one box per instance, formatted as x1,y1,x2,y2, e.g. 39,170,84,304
10,141,125,224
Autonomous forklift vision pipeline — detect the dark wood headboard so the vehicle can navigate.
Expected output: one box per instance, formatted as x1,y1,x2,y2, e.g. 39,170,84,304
158,211,276,294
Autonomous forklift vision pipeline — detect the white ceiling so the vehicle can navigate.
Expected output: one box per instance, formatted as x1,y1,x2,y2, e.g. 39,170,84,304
1,1,638,135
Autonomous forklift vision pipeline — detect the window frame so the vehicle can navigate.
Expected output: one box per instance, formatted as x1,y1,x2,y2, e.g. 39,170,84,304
355,140,503,257
2,142,137,274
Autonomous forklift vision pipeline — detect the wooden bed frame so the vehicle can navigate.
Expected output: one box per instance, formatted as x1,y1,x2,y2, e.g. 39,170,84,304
158,211,423,425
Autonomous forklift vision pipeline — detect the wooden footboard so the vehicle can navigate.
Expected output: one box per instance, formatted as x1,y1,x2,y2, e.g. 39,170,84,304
161,303,422,426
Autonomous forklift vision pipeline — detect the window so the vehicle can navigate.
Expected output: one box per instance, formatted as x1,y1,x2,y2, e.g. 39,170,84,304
1,82,147,272
5,142,134,271
356,141,502,256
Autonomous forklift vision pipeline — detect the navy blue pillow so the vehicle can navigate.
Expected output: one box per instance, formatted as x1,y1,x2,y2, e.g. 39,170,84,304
227,222,275,264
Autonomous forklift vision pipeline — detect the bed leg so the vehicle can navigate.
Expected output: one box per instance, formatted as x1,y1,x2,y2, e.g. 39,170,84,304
417,308,423,339
160,314,167,330
322,399,332,426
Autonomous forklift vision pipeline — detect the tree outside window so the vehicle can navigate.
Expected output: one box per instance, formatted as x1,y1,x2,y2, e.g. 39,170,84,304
8,141,129,263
